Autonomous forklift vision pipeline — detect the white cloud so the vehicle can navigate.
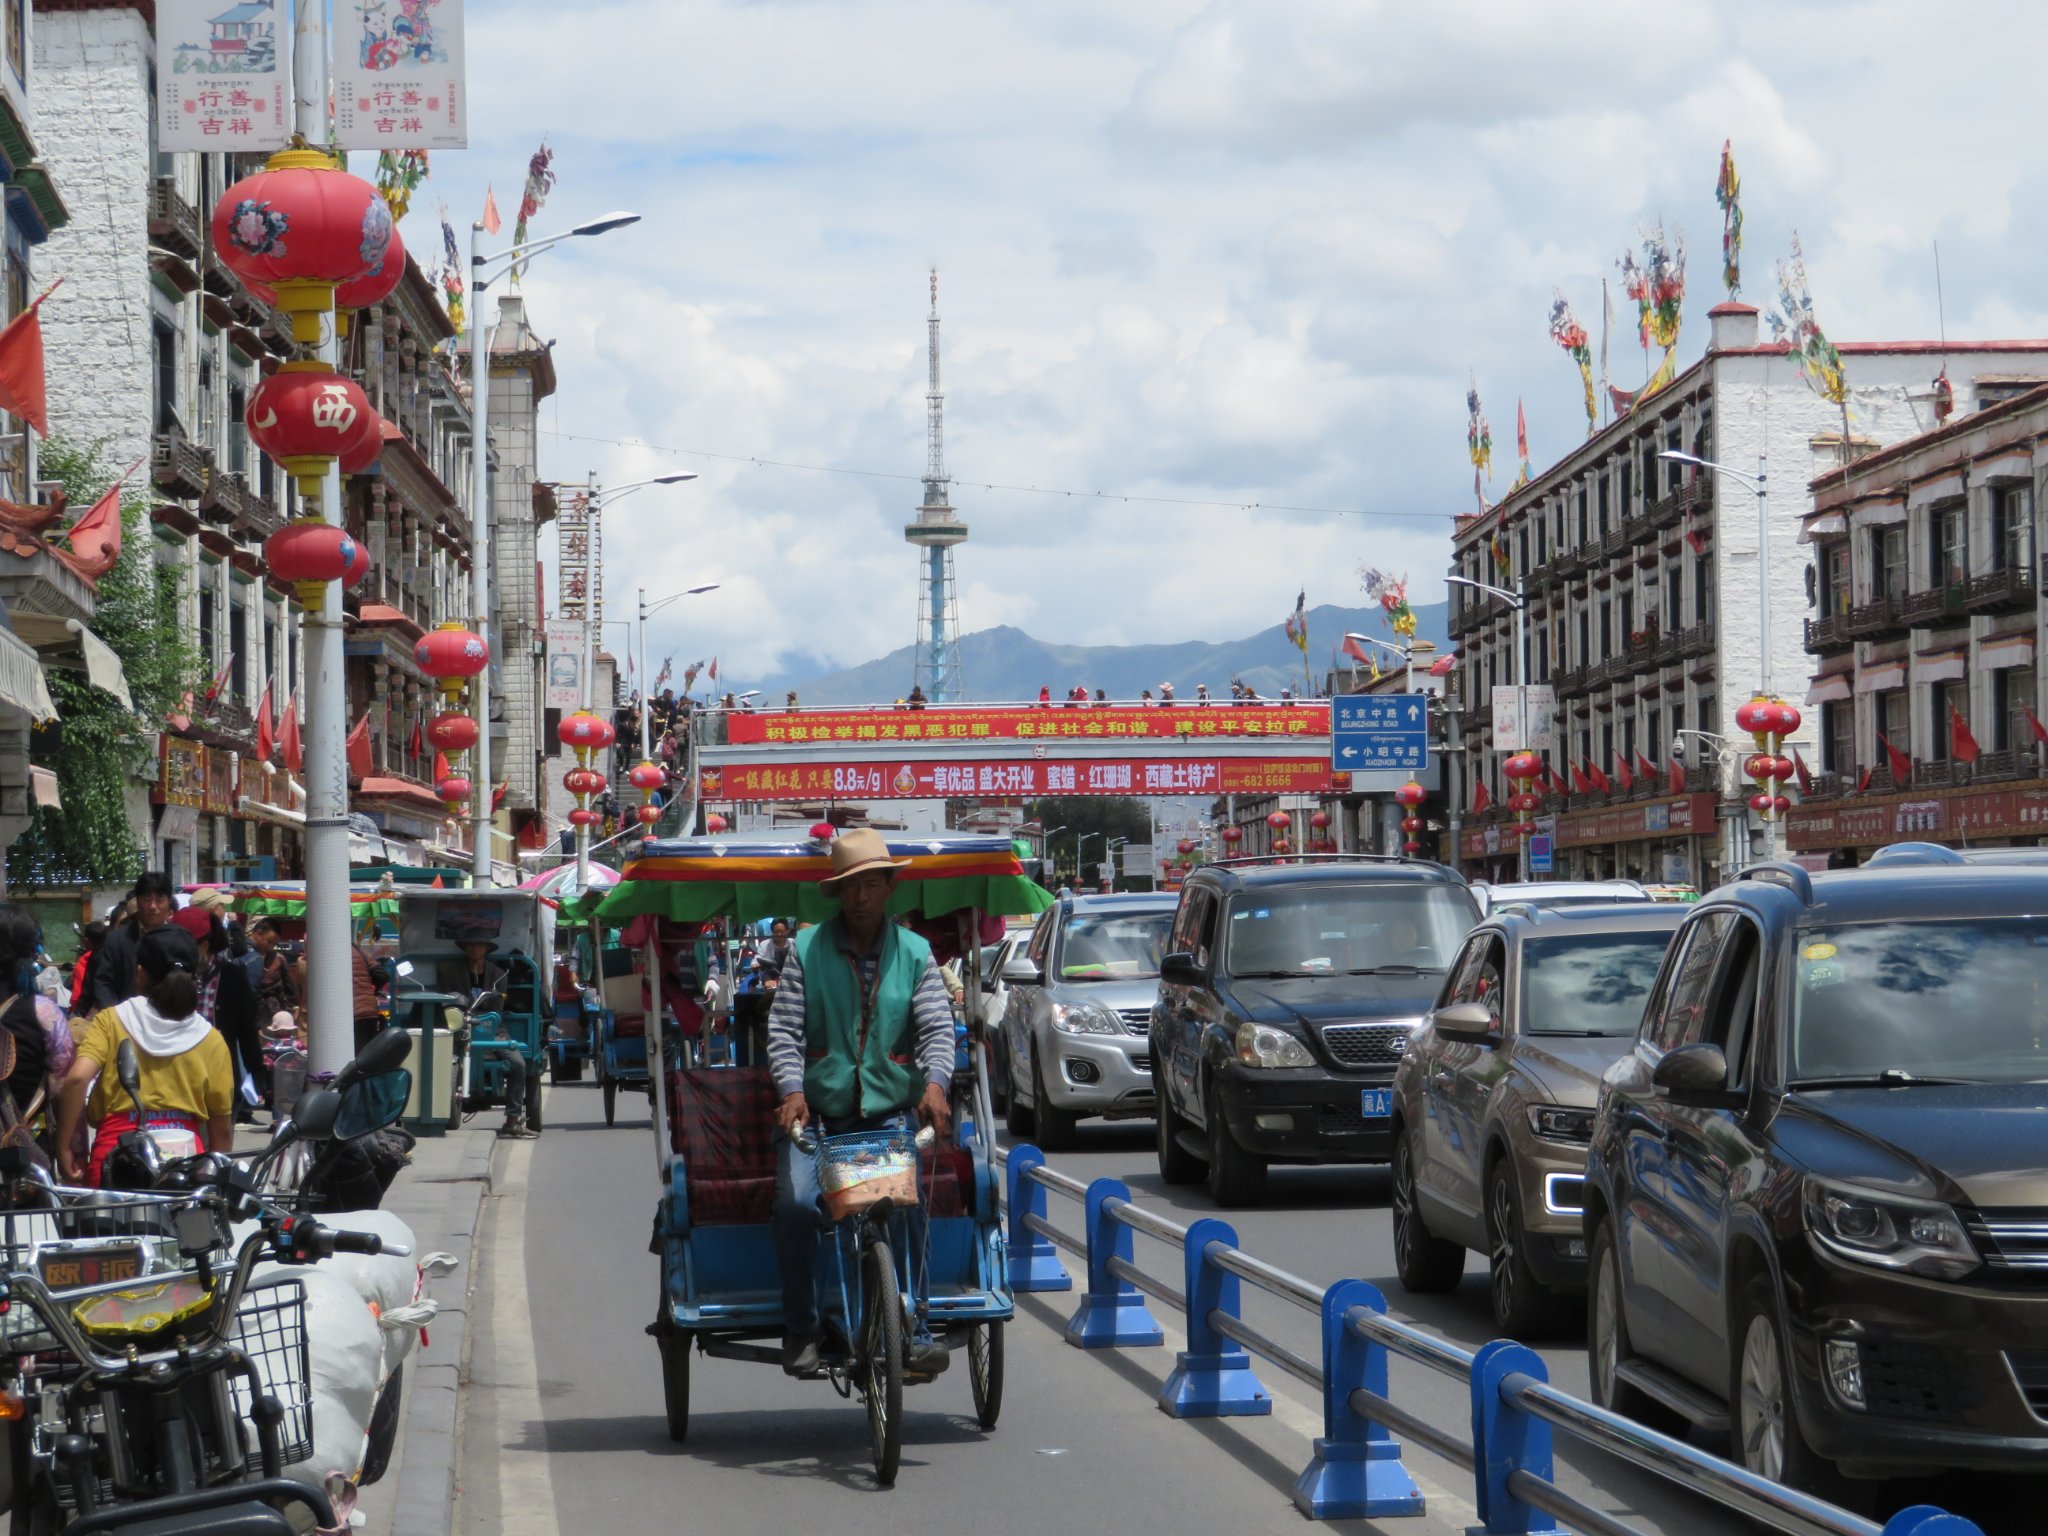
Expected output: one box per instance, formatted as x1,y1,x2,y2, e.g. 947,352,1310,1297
397,0,2048,691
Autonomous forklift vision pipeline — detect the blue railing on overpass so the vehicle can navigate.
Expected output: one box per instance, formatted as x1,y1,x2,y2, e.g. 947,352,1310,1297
1002,1145,1988,1536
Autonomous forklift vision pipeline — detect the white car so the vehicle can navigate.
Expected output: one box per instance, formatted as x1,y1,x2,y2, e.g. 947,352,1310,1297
1471,879,1650,916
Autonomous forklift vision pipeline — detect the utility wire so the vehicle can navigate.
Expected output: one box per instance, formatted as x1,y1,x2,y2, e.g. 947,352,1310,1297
536,428,1459,524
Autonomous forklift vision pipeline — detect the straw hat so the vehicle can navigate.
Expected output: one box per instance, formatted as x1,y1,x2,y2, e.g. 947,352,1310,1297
819,827,910,888
188,887,232,915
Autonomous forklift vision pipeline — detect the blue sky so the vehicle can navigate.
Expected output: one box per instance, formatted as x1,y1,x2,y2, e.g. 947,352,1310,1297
388,0,2048,695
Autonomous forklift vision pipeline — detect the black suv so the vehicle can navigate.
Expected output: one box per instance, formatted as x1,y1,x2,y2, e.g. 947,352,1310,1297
1583,853,2048,1497
1149,855,1479,1205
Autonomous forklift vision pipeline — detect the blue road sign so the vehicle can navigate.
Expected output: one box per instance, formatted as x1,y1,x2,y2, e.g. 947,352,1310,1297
1528,834,1554,874
1332,693,1429,775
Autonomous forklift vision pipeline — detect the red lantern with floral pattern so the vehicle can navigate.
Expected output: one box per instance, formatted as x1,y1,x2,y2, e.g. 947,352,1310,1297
706,813,729,833
1395,781,1427,808
636,804,663,826
263,519,360,607
568,808,601,828
415,625,490,699
212,149,393,341
629,761,666,793
436,776,472,807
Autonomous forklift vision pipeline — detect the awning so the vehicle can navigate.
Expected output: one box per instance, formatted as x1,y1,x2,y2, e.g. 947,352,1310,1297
1856,662,1906,694
1975,448,2033,482
1916,650,1968,684
6,615,132,710
1908,472,1964,510
1852,497,1908,529
0,627,55,723
1981,633,2037,669
237,795,305,830
1807,674,1853,705
356,776,448,814
1799,512,1845,543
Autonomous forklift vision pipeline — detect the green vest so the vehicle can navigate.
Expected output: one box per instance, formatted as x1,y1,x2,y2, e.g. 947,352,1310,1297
798,919,931,1119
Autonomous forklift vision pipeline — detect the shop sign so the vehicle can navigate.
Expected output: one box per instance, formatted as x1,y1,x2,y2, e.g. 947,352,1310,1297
726,703,1330,747
203,750,237,817
1556,794,1718,849
699,754,1334,803
159,737,207,809
1788,782,2048,850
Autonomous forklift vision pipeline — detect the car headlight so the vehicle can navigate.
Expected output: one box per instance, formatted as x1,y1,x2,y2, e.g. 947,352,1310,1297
1234,1021,1315,1069
1802,1177,1980,1281
1527,1105,1596,1145
1049,1001,1122,1036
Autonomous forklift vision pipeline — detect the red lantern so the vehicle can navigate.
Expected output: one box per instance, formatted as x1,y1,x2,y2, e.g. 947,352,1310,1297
246,363,372,490
563,766,606,798
568,807,601,829
415,625,489,698
339,530,370,589
1515,821,1538,838
1266,811,1291,830
629,761,666,793
1774,794,1792,813
636,804,663,826
1772,757,1796,782
1403,840,1422,855
1749,792,1776,813
425,712,479,754
335,220,406,317
1401,816,1423,833
705,813,729,833
339,408,387,477
1733,696,1772,736
1176,840,1195,855
558,711,608,753
263,518,360,606
1221,826,1243,844
1503,752,1542,782
592,717,618,749
213,149,393,340
1768,701,1802,737
1509,792,1540,814
1744,753,1777,782
436,776,472,807
809,821,835,842
1395,781,1427,808
1309,810,1331,830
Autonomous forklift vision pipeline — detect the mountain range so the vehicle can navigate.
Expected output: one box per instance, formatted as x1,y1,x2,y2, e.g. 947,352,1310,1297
764,602,1449,705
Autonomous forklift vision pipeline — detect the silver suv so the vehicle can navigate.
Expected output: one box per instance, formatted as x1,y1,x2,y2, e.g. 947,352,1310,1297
996,892,1178,1148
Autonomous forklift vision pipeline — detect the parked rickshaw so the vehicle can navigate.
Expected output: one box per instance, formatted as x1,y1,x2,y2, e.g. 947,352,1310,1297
593,830,1051,1483
555,894,653,1127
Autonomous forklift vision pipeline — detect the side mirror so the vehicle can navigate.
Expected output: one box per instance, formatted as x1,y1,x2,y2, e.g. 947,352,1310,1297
340,1026,414,1090
469,989,504,1017
290,1086,342,1143
395,960,415,978
115,1040,144,1113
334,1069,412,1140
999,956,1042,986
1160,952,1203,988
1652,1042,1738,1105
1431,1000,1500,1046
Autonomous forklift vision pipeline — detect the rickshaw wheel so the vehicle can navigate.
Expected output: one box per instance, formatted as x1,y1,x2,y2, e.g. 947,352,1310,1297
659,1330,691,1442
968,1322,1004,1431
861,1239,904,1486
603,1078,618,1126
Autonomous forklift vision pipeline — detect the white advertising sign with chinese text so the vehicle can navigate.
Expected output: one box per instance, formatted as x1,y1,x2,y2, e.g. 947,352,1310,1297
543,620,584,710
332,0,468,150
157,0,291,153
1492,684,1556,754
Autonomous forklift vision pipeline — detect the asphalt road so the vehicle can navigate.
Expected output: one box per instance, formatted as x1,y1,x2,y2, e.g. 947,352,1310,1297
455,1085,2036,1535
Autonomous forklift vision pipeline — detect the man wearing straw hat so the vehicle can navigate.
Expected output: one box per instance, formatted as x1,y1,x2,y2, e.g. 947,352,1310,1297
766,827,955,1378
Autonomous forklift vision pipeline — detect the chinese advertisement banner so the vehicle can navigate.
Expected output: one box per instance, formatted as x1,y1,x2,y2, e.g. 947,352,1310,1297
700,756,1334,804
157,0,292,153
333,0,468,150
725,703,1330,747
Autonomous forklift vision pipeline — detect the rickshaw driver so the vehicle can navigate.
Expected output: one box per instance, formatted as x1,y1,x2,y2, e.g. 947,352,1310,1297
767,828,955,1378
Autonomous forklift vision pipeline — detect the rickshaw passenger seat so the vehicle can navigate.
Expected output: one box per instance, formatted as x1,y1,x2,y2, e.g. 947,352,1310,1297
921,1144,972,1218
671,1066,779,1225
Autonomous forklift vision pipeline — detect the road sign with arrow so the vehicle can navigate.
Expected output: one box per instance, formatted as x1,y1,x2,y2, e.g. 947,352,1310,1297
1332,694,1429,774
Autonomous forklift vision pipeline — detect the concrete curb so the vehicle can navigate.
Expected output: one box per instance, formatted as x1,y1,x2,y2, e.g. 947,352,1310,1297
360,1125,498,1536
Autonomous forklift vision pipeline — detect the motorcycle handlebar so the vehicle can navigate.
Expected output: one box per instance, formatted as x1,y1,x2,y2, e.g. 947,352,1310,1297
316,1229,385,1258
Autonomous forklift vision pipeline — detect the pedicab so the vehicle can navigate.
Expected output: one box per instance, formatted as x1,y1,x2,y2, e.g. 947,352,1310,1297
555,892,654,1127
595,830,1052,1483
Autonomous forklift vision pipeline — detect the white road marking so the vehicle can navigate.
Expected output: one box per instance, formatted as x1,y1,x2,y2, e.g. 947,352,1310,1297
479,1129,557,1536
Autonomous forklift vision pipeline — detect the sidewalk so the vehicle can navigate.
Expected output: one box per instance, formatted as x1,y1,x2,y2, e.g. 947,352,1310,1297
352,1119,499,1536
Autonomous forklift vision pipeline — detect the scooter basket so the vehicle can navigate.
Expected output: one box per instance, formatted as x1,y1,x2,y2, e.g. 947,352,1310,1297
817,1129,918,1221
226,1275,315,1467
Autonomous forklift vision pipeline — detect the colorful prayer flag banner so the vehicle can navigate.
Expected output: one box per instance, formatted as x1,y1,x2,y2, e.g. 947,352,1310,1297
1466,379,1492,514
156,0,292,152
1716,140,1742,298
333,0,468,150
1548,291,1596,437
1770,232,1849,408
510,141,556,284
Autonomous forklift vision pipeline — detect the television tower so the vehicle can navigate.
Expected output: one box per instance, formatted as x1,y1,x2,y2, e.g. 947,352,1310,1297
906,269,967,702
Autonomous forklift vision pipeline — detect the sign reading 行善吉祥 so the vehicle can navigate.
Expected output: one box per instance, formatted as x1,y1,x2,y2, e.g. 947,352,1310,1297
332,0,469,150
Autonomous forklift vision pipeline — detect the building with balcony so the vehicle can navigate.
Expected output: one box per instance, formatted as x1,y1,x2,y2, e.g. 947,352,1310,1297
1447,302,2048,888
1788,381,2048,860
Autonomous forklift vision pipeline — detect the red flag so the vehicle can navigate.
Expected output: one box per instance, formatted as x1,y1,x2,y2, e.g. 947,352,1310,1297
1341,634,1373,668
1587,762,1612,794
204,658,233,703
1668,754,1686,796
1615,756,1635,792
58,468,134,578
1546,763,1569,798
0,283,55,436
346,714,373,779
280,691,302,775
433,750,451,784
254,680,274,761
709,656,719,683
2028,707,2048,747
1950,707,1982,766
1878,731,1912,786
430,874,446,889
1637,750,1657,784
1791,748,1812,795
1471,778,1492,815
1570,763,1590,795
407,714,423,759
492,781,508,811
1856,765,1873,794
481,186,502,235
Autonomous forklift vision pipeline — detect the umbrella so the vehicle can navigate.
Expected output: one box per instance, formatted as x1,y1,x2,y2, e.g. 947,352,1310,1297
518,863,622,900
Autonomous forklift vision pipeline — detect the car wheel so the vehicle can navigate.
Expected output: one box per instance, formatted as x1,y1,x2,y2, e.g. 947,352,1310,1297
1204,1085,1266,1207
1004,1043,1035,1138
1731,1277,1859,1506
1586,1217,1671,1426
1486,1159,1572,1338
1032,1049,1079,1151
1155,1081,1201,1185
1390,1127,1464,1293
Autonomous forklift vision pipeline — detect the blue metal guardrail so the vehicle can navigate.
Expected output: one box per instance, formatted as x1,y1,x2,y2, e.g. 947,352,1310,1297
1001,1145,1989,1536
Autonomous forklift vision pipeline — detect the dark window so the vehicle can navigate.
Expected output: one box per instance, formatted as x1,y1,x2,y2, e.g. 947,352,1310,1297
1576,611,1590,668
1619,460,1633,520
1878,688,1910,758
153,319,178,435
229,599,247,701
1535,631,1550,682
6,0,24,87
1876,525,1908,600
1930,679,1968,761
1822,698,1855,774
1619,590,1635,640
1996,666,2036,753
1576,485,1588,545
1992,483,2034,574
197,582,216,676
1933,505,1966,587
226,383,247,475
1664,562,1682,625
1599,600,1613,656
1821,542,1851,614
1692,560,1714,627
1664,428,1683,493
1597,474,1610,534
1647,911,1737,1053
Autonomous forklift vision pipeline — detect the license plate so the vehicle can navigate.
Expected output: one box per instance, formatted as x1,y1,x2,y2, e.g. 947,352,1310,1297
1360,1088,1393,1120
39,1245,145,1290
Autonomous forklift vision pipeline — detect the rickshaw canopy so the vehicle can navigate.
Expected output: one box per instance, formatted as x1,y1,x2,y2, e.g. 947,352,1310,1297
223,881,403,921
597,830,1054,926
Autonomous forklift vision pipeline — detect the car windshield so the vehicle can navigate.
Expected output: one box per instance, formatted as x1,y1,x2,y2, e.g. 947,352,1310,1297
1221,885,1475,976
1791,918,2048,1084
1057,910,1174,981
1519,932,1673,1036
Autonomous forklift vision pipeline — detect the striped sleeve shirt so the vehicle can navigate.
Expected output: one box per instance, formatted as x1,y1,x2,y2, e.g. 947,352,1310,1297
766,937,956,1103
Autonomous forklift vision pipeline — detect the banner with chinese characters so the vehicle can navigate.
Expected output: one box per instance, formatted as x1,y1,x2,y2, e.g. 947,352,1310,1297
726,703,1330,747
157,0,292,152
333,0,468,150
543,620,585,710
203,749,238,817
1788,784,2048,851
158,736,207,808
699,756,1333,804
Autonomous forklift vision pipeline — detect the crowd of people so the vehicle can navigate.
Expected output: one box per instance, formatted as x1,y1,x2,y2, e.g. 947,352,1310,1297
1033,680,1307,706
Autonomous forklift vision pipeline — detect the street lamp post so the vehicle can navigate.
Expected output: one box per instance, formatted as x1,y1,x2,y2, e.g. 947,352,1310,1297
1446,574,1530,881
1342,631,1415,693
1661,448,1774,861
466,209,641,887
636,583,720,761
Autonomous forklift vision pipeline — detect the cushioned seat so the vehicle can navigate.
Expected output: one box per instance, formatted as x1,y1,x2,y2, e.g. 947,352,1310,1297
922,1144,973,1218
610,1010,646,1040
671,1066,779,1226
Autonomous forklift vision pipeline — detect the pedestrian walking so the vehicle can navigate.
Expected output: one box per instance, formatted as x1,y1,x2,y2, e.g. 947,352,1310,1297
87,872,176,1012
171,909,262,1124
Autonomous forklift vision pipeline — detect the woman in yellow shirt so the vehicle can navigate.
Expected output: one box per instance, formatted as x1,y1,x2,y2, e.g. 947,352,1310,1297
55,925,233,1186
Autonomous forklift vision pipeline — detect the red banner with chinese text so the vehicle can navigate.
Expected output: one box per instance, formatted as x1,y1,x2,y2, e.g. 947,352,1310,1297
699,756,1335,803
724,703,1330,747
